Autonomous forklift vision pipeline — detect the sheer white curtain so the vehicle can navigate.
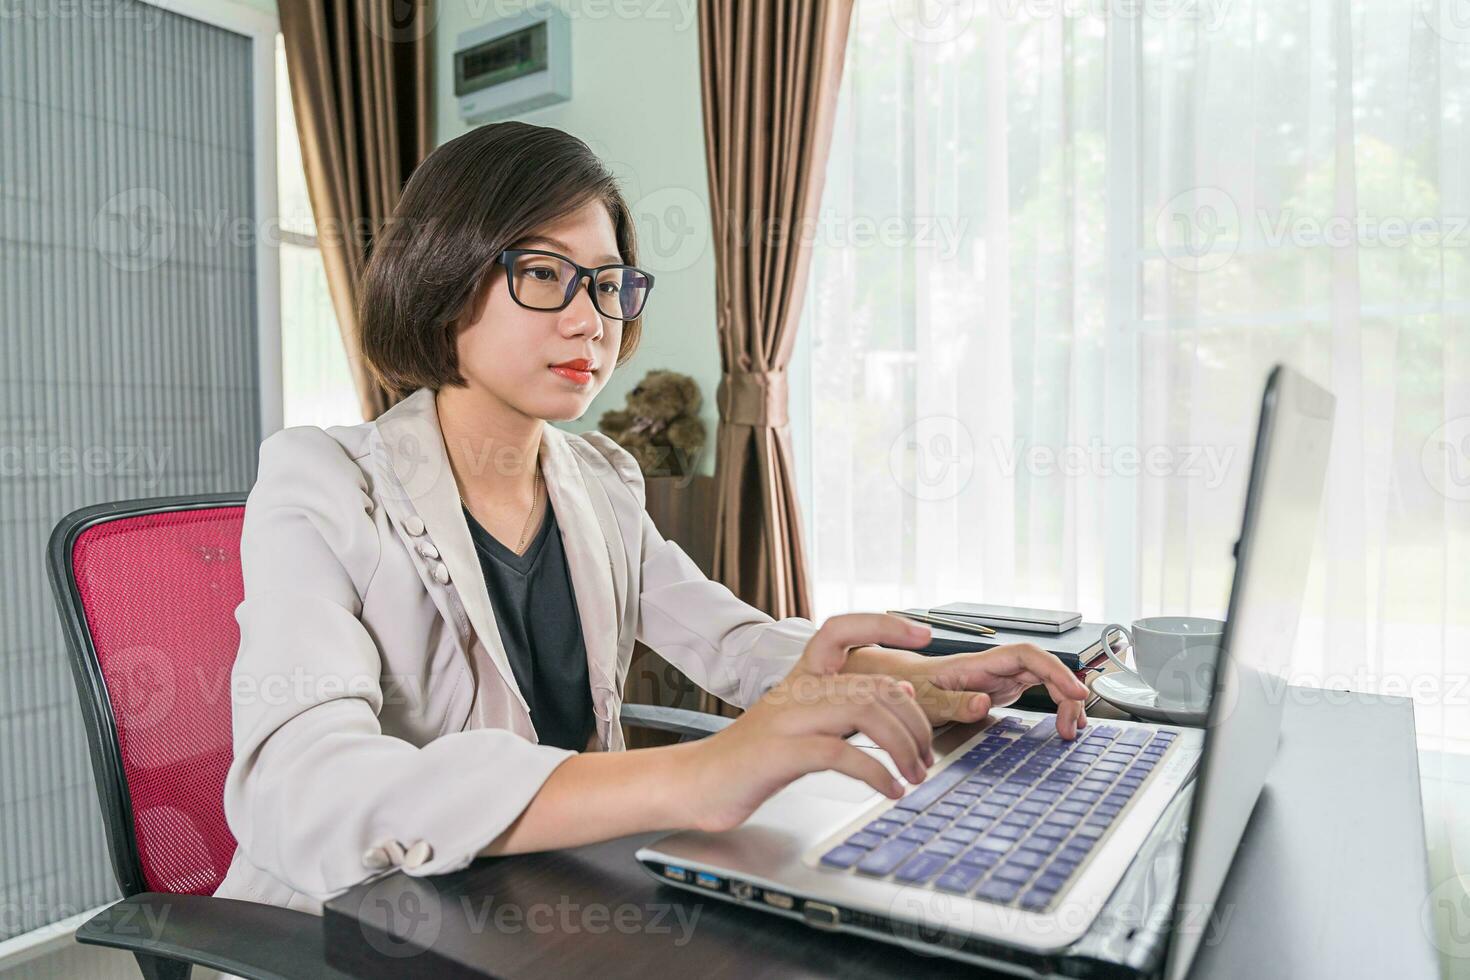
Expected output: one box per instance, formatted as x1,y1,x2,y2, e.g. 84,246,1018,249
800,0,1469,768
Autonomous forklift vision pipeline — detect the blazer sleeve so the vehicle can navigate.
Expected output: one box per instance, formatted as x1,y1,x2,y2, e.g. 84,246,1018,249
579,432,819,709
222,427,578,904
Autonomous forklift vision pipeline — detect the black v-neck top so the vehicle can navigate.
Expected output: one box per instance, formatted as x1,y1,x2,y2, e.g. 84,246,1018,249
462,497,595,752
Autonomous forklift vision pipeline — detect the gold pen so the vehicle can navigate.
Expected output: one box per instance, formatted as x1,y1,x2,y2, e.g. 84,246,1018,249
887,609,998,637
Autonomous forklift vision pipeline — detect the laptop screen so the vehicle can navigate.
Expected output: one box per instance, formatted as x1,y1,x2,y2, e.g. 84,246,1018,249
1163,365,1336,979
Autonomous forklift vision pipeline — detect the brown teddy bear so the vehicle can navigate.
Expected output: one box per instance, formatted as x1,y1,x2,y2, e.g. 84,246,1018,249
597,369,706,478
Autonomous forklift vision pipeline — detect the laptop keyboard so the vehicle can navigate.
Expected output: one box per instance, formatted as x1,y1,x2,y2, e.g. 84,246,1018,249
818,716,1177,911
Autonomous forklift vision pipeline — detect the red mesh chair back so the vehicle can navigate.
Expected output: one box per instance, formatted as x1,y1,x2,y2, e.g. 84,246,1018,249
48,495,247,898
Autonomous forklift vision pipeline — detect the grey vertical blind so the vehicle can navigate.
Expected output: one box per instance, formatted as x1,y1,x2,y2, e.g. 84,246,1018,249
0,0,261,939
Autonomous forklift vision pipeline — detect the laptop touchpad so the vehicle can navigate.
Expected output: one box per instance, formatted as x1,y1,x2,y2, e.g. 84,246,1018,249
787,770,881,802
786,745,893,802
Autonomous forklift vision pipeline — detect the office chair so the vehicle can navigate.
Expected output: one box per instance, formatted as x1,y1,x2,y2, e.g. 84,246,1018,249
47,493,728,980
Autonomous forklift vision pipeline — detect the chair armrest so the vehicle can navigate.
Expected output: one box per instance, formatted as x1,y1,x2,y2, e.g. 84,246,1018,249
620,703,733,740
78,893,354,980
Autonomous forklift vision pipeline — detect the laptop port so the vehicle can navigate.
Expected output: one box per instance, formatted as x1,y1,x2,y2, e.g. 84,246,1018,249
661,865,689,883
729,880,755,901
762,890,795,910
693,871,722,890
802,901,841,929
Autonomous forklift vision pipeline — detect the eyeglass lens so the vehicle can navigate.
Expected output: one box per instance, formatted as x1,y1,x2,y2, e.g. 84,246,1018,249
509,252,650,319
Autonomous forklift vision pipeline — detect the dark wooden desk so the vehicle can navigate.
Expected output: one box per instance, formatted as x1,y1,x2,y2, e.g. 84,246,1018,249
323,693,1436,979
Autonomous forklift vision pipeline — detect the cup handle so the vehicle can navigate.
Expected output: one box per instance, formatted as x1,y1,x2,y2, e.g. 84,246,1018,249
1100,624,1143,679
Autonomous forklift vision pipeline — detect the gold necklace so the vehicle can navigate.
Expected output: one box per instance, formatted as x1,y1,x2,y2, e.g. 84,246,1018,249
515,465,542,554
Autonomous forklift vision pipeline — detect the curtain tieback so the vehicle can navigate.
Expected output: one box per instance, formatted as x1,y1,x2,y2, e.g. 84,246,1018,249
717,371,790,428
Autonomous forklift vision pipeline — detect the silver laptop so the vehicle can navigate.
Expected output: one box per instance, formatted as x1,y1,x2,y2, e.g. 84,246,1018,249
637,365,1335,978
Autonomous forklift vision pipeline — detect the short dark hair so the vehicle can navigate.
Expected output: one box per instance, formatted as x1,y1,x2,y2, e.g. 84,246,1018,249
359,122,642,399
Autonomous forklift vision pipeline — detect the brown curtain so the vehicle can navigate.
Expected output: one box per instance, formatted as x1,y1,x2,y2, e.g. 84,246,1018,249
698,1,855,624
279,1,434,420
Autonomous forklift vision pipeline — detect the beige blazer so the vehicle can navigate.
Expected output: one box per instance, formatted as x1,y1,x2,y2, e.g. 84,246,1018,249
212,387,817,914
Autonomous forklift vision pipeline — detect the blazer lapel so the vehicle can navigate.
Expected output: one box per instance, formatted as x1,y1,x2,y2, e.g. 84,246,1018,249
540,424,623,748
373,389,623,747
373,388,529,718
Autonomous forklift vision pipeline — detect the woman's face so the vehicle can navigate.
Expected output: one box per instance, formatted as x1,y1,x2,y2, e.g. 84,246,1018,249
455,198,625,423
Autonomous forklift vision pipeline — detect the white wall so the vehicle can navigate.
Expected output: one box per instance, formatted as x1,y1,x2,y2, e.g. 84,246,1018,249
433,0,721,476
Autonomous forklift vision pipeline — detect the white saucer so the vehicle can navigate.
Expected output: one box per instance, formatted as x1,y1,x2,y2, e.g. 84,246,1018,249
1092,672,1208,726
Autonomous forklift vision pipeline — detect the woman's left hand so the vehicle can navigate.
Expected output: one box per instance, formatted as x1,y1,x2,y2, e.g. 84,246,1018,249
843,643,1091,739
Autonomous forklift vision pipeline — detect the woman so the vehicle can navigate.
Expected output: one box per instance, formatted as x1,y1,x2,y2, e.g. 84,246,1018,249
213,122,1088,914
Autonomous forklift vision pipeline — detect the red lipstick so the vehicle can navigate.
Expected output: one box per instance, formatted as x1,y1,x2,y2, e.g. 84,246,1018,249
550,357,595,385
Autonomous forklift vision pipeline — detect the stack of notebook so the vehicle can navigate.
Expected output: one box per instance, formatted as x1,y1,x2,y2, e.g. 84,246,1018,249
895,603,1113,711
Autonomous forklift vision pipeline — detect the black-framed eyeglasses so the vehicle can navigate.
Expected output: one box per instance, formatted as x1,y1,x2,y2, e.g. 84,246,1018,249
496,248,655,321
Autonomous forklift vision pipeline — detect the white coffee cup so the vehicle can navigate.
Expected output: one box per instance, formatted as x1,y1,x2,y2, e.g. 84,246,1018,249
1099,616,1225,709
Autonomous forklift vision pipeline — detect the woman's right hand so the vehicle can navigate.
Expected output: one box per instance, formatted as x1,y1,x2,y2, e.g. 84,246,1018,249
676,613,937,834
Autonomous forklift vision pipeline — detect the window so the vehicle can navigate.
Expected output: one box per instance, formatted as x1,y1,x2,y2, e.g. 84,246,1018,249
276,35,361,428
798,0,1469,758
